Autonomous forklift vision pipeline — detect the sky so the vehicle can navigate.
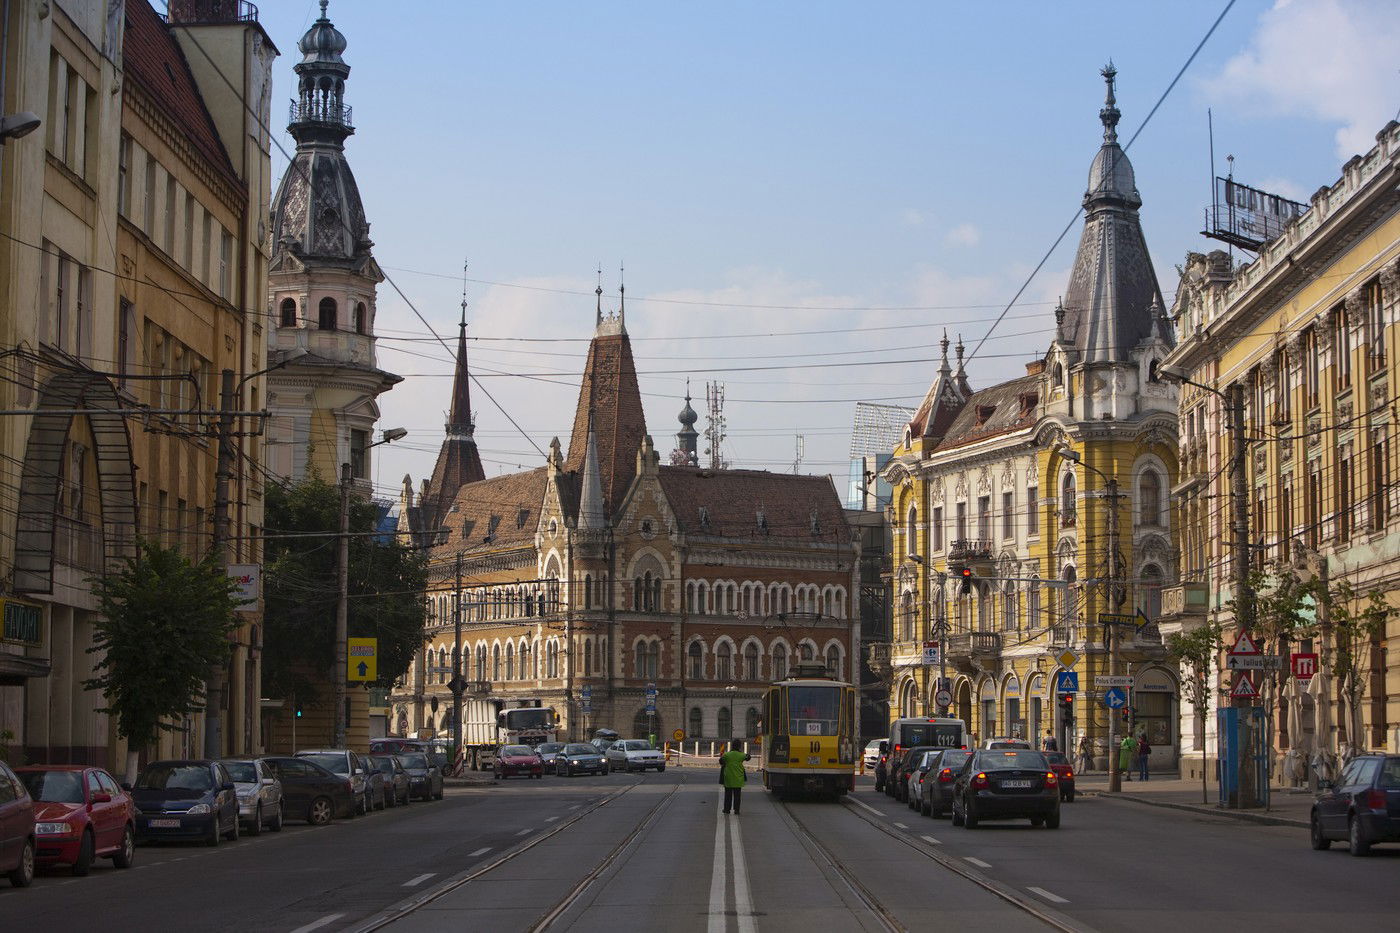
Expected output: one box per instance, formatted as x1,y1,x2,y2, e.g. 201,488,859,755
246,0,1400,503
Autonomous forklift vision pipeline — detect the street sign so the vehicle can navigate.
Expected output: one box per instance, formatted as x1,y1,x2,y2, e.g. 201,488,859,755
581,686,592,700
1229,631,1261,655
1055,671,1079,694
1055,648,1079,670
1291,652,1319,681
673,729,685,742
645,683,657,714
228,564,260,612
934,687,953,708
1102,687,1128,709
1098,612,1136,627
347,637,377,682
1095,675,1134,687
922,641,941,665
1230,674,1259,698
1226,655,1265,670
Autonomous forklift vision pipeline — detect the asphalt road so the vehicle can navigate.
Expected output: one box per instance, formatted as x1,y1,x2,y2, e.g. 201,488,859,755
2,768,1397,932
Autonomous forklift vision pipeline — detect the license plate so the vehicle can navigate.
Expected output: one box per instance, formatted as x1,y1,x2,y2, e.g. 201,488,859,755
149,819,181,828
1002,780,1032,789
807,756,821,766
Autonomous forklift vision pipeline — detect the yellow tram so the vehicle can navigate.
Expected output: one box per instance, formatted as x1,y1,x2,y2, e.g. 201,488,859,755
759,664,858,798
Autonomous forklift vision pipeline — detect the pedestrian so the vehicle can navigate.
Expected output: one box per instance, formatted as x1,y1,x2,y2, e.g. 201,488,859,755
1077,735,1093,775
719,740,751,815
1136,732,1151,781
1042,730,1058,752
1118,733,1136,781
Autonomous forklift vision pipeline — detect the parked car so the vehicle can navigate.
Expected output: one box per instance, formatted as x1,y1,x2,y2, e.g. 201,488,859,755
883,745,918,797
0,760,36,887
260,756,354,825
951,749,1060,829
1043,751,1076,802
399,753,444,800
495,745,544,780
129,760,240,846
892,745,940,802
606,739,666,773
591,729,621,754
556,743,609,777
370,738,430,756
906,751,941,812
16,765,135,874
422,742,451,772
296,749,371,815
535,743,567,773
981,737,1032,750
1311,753,1400,855
917,748,972,817
862,740,883,771
218,759,283,835
368,755,411,807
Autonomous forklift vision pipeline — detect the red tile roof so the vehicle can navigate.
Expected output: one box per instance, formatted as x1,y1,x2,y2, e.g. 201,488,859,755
657,466,849,543
563,333,647,516
430,467,547,559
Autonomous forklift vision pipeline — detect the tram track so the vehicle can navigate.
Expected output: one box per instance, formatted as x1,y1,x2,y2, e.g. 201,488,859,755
775,798,907,933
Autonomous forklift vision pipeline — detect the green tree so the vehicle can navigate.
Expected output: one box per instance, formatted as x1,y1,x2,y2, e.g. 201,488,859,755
262,475,427,712
85,540,241,781
1166,620,1223,803
1322,578,1391,751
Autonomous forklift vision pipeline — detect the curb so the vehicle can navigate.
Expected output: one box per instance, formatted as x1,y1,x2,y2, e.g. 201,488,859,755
1086,790,1308,828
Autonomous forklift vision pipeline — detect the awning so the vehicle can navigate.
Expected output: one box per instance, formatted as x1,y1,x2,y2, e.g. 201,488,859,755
0,651,52,686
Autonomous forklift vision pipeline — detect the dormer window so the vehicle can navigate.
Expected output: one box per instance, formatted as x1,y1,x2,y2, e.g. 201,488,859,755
1018,392,1039,416
279,297,297,328
698,505,711,530
1148,359,1160,383
975,405,996,426
516,508,529,529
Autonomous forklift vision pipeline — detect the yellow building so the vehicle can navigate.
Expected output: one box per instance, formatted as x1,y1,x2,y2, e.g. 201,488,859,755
1163,119,1400,772
884,67,1179,769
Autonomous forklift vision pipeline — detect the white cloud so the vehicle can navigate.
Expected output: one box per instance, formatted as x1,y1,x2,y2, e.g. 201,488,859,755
943,223,981,248
1203,0,1400,160
902,207,927,227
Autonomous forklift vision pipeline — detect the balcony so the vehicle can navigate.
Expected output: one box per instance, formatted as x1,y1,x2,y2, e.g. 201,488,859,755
1159,581,1209,623
944,632,1000,663
289,99,353,129
165,0,259,24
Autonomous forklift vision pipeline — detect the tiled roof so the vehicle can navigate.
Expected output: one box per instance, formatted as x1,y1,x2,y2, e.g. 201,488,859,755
563,333,647,517
430,467,547,558
123,1,241,192
657,466,849,543
931,374,1041,452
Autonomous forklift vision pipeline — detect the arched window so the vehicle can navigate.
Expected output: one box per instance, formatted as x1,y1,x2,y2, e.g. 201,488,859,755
583,639,593,676
646,641,659,679
1060,473,1076,526
1002,583,1017,632
745,707,759,737
744,642,759,681
688,641,704,680
318,296,337,330
772,643,788,681
634,640,647,678
279,297,296,328
825,644,840,676
505,643,514,680
1028,578,1042,627
1139,470,1162,527
717,706,732,740
354,301,367,335
1138,564,1164,620
438,647,447,684
905,505,918,556
475,644,486,681
688,706,703,739
1053,362,1064,386
799,642,814,662
584,574,593,610
1063,566,1079,623
492,644,501,681
716,642,733,681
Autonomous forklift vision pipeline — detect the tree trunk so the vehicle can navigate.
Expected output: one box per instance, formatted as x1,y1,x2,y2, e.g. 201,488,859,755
125,748,141,786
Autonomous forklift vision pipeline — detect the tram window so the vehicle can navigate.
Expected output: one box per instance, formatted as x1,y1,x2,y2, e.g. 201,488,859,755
786,686,839,736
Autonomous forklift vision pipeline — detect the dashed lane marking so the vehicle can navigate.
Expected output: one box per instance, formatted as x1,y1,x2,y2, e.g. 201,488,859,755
894,821,908,829
515,828,533,836
920,834,942,845
289,914,345,933
964,857,992,869
568,804,581,810
1028,886,1068,904
467,847,491,857
402,873,436,887
544,816,559,822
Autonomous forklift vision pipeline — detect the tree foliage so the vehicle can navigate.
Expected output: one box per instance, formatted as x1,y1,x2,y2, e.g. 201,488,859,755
1166,620,1224,725
85,540,240,750
262,474,427,704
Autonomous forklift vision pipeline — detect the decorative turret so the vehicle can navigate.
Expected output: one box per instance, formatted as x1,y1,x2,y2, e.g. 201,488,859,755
290,1,352,142
676,381,699,467
577,411,607,531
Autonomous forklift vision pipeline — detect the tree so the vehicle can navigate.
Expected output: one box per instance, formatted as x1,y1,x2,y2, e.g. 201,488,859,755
85,540,241,781
262,474,427,713
1322,578,1391,752
1166,620,1223,803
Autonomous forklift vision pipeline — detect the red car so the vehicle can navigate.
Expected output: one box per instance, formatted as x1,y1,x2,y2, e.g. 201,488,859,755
16,766,136,875
1043,752,1076,802
494,745,543,780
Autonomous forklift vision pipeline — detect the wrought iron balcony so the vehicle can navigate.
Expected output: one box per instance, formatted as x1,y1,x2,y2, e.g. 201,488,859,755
289,100,353,128
948,539,993,564
944,632,1001,660
165,0,259,24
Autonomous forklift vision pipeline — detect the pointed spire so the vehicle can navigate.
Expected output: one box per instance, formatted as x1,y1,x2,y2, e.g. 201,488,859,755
1099,61,1120,145
578,409,606,530
1054,297,1066,342
938,329,952,377
954,333,971,395
447,258,473,436
595,265,603,327
618,261,626,331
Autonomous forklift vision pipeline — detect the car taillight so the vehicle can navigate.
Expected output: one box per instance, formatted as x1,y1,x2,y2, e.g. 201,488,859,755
1065,769,1073,779
1045,771,1058,786
1365,789,1387,811
938,768,954,783
971,772,988,790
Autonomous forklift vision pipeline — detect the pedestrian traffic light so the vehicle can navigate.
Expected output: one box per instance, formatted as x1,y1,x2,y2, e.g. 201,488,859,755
295,705,303,719
958,566,974,596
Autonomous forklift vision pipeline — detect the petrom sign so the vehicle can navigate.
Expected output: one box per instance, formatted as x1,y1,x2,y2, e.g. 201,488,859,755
1,598,43,647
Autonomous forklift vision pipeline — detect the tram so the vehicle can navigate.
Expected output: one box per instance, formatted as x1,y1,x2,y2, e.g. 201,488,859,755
759,664,858,798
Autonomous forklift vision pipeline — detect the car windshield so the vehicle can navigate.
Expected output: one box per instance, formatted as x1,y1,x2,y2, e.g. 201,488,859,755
787,685,841,736
502,745,534,756
624,741,652,750
1044,752,1069,766
20,770,85,803
538,743,564,754
400,754,428,769
565,744,597,755
977,750,1048,770
223,762,258,783
902,747,936,767
137,764,212,791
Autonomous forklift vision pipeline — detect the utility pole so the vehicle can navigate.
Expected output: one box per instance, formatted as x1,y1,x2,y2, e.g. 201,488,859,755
452,551,464,764
204,368,236,759
935,572,948,715
1229,381,1258,807
1106,474,1123,794
333,462,351,748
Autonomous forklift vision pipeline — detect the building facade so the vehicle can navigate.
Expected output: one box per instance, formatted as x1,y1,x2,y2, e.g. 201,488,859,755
884,68,1179,768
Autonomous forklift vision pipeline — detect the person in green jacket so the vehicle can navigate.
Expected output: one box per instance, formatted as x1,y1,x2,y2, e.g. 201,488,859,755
720,741,752,815
1119,733,1136,781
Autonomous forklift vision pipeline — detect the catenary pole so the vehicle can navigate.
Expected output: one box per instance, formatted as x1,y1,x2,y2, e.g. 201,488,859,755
333,462,351,748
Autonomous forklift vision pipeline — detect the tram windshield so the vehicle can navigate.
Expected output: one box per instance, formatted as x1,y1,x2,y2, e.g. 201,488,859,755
787,686,840,736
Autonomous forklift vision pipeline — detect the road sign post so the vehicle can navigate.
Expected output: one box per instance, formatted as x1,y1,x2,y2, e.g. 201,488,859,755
1102,687,1128,709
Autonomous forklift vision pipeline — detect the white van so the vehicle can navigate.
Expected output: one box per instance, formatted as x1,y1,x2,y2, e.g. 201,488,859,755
887,717,968,757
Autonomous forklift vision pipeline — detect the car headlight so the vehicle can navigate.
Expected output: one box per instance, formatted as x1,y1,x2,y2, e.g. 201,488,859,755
35,821,73,835
185,803,211,815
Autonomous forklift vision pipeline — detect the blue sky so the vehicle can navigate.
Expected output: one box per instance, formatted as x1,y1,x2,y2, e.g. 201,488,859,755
250,1,1400,498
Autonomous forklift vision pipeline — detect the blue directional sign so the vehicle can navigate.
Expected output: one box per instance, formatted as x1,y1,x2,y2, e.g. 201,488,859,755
1102,687,1128,709
1055,671,1079,694
645,683,657,713
580,686,592,714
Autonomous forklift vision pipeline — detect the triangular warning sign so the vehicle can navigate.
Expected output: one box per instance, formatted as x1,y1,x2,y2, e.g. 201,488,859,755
1231,631,1260,655
1230,674,1258,698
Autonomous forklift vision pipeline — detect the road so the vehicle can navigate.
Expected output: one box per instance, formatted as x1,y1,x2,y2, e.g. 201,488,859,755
2,769,1397,931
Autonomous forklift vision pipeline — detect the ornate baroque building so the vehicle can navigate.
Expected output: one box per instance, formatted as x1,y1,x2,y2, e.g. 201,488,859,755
393,290,859,752
884,68,1179,767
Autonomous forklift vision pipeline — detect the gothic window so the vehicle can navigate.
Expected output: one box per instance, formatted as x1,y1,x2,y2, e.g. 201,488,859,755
475,644,486,681
279,297,296,328
716,642,733,681
505,643,514,680
744,642,759,680
689,707,703,739
772,643,788,681
634,640,647,678
689,641,704,680
1139,470,1162,527
492,645,500,681
1060,473,1076,527
717,706,732,740
354,301,368,335
799,642,814,662
825,644,840,676
1053,362,1064,386
318,296,337,330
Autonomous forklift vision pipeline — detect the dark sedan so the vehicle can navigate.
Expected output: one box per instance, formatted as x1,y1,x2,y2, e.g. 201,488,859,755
495,745,543,780
399,753,444,800
261,756,355,825
893,745,941,803
917,748,971,818
536,743,567,774
1044,751,1076,802
557,743,609,777
368,755,411,807
129,760,240,846
951,749,1061,829
1311,754,1400,855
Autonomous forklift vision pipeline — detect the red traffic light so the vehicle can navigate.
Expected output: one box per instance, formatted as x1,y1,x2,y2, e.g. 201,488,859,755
960,567,973,579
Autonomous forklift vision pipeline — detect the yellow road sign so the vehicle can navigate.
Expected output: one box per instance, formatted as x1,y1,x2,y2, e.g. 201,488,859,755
1056,648,1079,670
348,637,378,682
672,729,685,742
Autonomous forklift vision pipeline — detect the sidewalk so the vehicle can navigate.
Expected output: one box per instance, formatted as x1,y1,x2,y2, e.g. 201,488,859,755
1076,771,1314,828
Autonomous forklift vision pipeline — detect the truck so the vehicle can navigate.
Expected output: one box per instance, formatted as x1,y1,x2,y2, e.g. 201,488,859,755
451,696,557,770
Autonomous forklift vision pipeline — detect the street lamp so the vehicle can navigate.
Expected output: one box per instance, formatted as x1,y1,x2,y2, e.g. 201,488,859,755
0,111,40,141
333,427,408,749
725,685,737,746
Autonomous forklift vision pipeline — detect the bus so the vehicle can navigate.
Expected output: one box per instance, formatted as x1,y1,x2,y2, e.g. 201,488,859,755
888,716,968,758
760,664,858,799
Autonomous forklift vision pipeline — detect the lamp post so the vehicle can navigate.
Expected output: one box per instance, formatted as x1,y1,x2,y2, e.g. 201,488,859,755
725,685,737,746
1054,443,1122,793
332,426,408,749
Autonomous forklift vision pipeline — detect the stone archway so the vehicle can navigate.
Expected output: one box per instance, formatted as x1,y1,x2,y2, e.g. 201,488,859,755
13,366,137,593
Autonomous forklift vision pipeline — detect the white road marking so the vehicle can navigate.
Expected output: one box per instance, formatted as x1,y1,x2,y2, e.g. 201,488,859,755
964,857,992,869
568,804,581,810
290,914,345,933
707,797,728,933
1029,886,1069,904
920,834,942,845
846,796,884,817
402,873,436,887
729,804,756,933
468,847,492,857
894,821,908,829
516,828,533,836
544,816,559,822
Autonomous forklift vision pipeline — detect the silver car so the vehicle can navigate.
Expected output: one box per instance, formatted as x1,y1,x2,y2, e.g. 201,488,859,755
296,749,371,815
605,739,666,773
220,758,283,835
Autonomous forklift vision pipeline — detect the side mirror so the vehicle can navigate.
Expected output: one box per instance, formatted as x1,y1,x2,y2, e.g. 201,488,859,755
120,782,133,792
89,792,112,804
260,777,275,786
354,768,365,776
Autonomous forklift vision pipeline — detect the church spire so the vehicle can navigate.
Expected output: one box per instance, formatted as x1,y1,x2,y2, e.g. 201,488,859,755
447,259,474,436
938,329,951,378
1099,61,1120,145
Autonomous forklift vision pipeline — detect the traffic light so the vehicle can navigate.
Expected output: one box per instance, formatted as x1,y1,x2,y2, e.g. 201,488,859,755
1058,693,1074,722
958,566,974,596
295,705,303,719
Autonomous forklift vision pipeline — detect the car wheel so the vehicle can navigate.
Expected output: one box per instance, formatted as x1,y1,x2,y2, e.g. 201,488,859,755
1310,811,1331,850
964,800,979,829
386,788,396,808
1065,789,1075,803
269,804,284,832
247,804,262,836
1348,815,1371,856
1045,807,1061,829
72,829,95,876
206,818,221,847
308,796,334,826
435,785,444,800
950,797,965,827
358,793,368,816
8,839,34,888
112,825,135,869
226,813,240,841
921,798,931,817
1030,815,1045,827
658,764,666,772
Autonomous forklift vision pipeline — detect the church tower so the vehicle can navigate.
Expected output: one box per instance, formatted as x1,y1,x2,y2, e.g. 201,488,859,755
419,278,487,533
264,1,400,491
